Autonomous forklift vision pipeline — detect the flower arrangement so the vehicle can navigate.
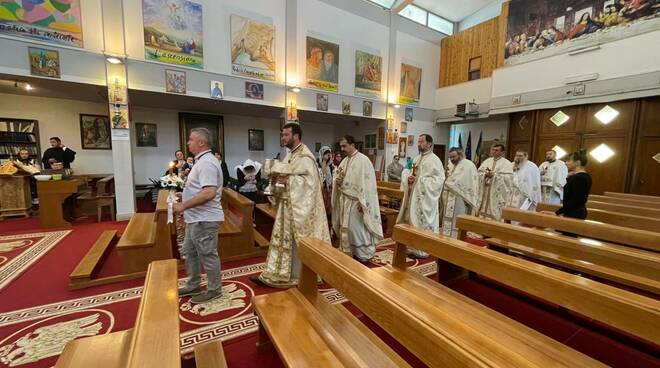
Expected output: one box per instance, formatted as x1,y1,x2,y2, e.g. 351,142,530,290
159,173,184,191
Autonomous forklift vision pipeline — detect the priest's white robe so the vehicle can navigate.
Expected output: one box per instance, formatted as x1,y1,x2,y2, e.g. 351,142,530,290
441,159,479,238
511,160,542,211
476,157,514,221
258,143,331,288
539,159,568,205
397,151,445,258
332,151,383,261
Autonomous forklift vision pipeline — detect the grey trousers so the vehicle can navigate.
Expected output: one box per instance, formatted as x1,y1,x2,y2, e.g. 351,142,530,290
182,221,221,292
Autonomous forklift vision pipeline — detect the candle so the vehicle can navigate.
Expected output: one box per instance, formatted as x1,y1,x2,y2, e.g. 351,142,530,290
168,161,175,176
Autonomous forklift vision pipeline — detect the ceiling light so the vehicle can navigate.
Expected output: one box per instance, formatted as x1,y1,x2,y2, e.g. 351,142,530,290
551,145,567,159
652,152,660,164
106,57,123,64
290,87,301,93
594,105,619,125
549,110,570,127
590,144,615,163
394,104,401,109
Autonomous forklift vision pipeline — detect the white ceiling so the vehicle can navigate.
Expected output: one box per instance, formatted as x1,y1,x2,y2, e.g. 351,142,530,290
412,0,495,22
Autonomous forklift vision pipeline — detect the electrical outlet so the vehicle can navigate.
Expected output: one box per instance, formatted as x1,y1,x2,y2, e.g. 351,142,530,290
573,84,586,96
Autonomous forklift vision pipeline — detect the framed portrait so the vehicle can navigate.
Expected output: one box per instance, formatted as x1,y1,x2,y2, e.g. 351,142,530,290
387,131,398,144
28,47,60,78
135,122,158,147
405,107,413,122
165,69,186,94
407,135,415,146
248,129,265,151
315,142,322,152
245,82,264,99
377,127,385,150
399,63,422,104
400,121,408,134
306,36,339,92
363,101,373,117
79,114,111,150
210,80,224,99
316,93,328,111
179,113,224,157
342,101,351,114
398,137,407,158
231,14,275,81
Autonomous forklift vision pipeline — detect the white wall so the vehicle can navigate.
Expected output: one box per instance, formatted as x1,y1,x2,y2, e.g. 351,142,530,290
0,93,113,174
448,116,509,151
458,0,504,32
394,31,441,109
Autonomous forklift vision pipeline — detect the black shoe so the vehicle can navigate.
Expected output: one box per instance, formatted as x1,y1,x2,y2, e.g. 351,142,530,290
249,275,265,286
178,286,203,297
191,289,223,304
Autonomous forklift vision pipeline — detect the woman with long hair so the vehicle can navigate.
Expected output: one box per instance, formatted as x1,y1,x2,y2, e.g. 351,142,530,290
547,149,592,219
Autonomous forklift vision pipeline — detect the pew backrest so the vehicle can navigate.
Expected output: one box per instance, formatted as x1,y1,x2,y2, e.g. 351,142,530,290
589,194,660,210
377,181,401,190
392,224,660,345
377,186,404,200
502,207,660,252
605,192,660,203
536,203,660,233
587,200,660,218
221,187,255,233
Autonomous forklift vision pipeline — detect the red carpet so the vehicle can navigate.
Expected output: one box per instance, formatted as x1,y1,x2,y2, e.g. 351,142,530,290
0,210,658,368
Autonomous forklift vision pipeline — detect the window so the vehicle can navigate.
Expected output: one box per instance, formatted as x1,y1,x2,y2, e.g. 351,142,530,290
468,57,482,81
365,0,396,8
428,13,454,35
399,4,427,25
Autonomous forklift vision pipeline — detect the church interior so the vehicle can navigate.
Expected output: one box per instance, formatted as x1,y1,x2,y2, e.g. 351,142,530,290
0,0,659,367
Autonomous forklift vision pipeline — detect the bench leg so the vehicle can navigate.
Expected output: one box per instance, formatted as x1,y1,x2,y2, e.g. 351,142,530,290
255,321,273,353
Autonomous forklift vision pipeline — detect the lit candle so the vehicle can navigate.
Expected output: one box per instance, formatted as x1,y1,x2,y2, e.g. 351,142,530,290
168,161,175,176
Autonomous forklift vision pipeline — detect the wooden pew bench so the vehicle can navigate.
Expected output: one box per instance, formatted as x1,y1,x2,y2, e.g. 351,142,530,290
77,175,116,222
392,224,660,346
589,194,660,210
456,215,660,295
536,203,660,233
69,230,118,289
377,186,404,236
377,180,401,190
605,191,660,203
57,260,182,367
502,207,660,252
194,340,228,368
253,202,277,247
587,200,660,218
219,188,267,261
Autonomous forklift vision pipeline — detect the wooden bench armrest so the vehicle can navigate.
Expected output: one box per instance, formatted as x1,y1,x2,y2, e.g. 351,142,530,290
194,340,227,368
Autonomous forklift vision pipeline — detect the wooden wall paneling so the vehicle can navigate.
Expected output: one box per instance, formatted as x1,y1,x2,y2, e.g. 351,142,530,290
584,100,636,134
639,96,660,136
533,137,580,164
582,134,628,195
496,1,509,69
509,111,535,141
632,137,660,196
537,106,580,136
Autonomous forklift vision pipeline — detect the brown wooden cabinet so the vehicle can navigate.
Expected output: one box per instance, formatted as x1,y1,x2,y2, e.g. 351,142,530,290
0,175,32,219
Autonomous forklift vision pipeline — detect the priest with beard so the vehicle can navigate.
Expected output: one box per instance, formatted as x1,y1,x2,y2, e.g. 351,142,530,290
539,149,568,205
397,134,445,259
42,137,76,170
511,150,542,211
441,147,479,238
251,123,330,288
331,136,383,262
476,143,514,221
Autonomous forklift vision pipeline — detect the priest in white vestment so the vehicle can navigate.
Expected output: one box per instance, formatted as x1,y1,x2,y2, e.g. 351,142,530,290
539,149,568,205
397,134,445,258
332,136,383,261
476,143,514,221
441,147,479,238
511,150,542,211
252,123,330,288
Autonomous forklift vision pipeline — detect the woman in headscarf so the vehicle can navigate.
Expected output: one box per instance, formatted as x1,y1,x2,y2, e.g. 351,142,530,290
235,159,262,202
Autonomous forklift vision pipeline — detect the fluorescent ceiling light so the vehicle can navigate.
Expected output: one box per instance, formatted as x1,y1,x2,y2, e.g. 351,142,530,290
550,110,570,127
590,144,615,163
106,57,123,64
594,105,619,125
551,145,567,160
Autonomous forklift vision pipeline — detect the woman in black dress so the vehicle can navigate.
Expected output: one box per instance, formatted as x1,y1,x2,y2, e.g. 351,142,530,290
552,149,592,219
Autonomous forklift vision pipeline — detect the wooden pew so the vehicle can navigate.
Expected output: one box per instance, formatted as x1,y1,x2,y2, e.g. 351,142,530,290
587,200,660,218
589,194,660,210
536,203,660,233
77,175,116,222
219,188,268,261
377,180,401,190
194,340,228,368
261,237,607,367
502,207,660,252
254,202,277,248
392,224,660,345
377,186,403,236
57,260,182,367
456,215,660,295
605,191,660,203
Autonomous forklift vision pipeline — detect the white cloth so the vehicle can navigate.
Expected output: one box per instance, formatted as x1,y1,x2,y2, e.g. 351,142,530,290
539,159,568,205
235,159,262,193
476,157,514,221
332,151,383,261
512,160,542,211
397,151,445,258
441,159,479,238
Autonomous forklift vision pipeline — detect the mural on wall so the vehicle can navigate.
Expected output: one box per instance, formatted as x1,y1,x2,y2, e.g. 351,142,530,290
354,50,382,98
306,36,339,92
505,0,660,66
28,47,60,78
0,0,83,47
230,14,275,81
135,122,158,147
399,62,422,104
143,0,204,69
165,69,186,94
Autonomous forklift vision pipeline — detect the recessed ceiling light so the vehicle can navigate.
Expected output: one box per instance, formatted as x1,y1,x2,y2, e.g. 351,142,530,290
290,87,301,93
594,105,619,125
590,143,615,163
551,145,567,159
394,104,401,109
549,110,570,127
106,57,123,64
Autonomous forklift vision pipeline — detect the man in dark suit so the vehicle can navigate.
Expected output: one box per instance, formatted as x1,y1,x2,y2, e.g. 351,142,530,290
42,137,76,169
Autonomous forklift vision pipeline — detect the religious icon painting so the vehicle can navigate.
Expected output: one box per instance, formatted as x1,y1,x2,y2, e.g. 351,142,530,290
405,107,413,122
377,127,385,150
28,47,60,78
386,131,398,145
315,142,322,152
400,122,408,134
363,101,373,117
398,137,407,157
407,135,415,146
354,50,382,98
165,69,186,94
210,81,224,99
306,35,339,92
316,93,328,111
143,0,204,68
399,62,422,104
342,101,351,115
79,114,111,150
1,1,83,47
135,122,158,147
110,105,129,129
230,14,275,81
248,129,264,151
245,82,264,99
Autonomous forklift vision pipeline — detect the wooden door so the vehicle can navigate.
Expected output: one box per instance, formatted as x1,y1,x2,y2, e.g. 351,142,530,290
632,137,660,196
582,135,627,195
433,144,446,165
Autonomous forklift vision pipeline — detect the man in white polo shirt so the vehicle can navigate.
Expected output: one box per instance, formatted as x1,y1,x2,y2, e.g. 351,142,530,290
173,128,224,304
